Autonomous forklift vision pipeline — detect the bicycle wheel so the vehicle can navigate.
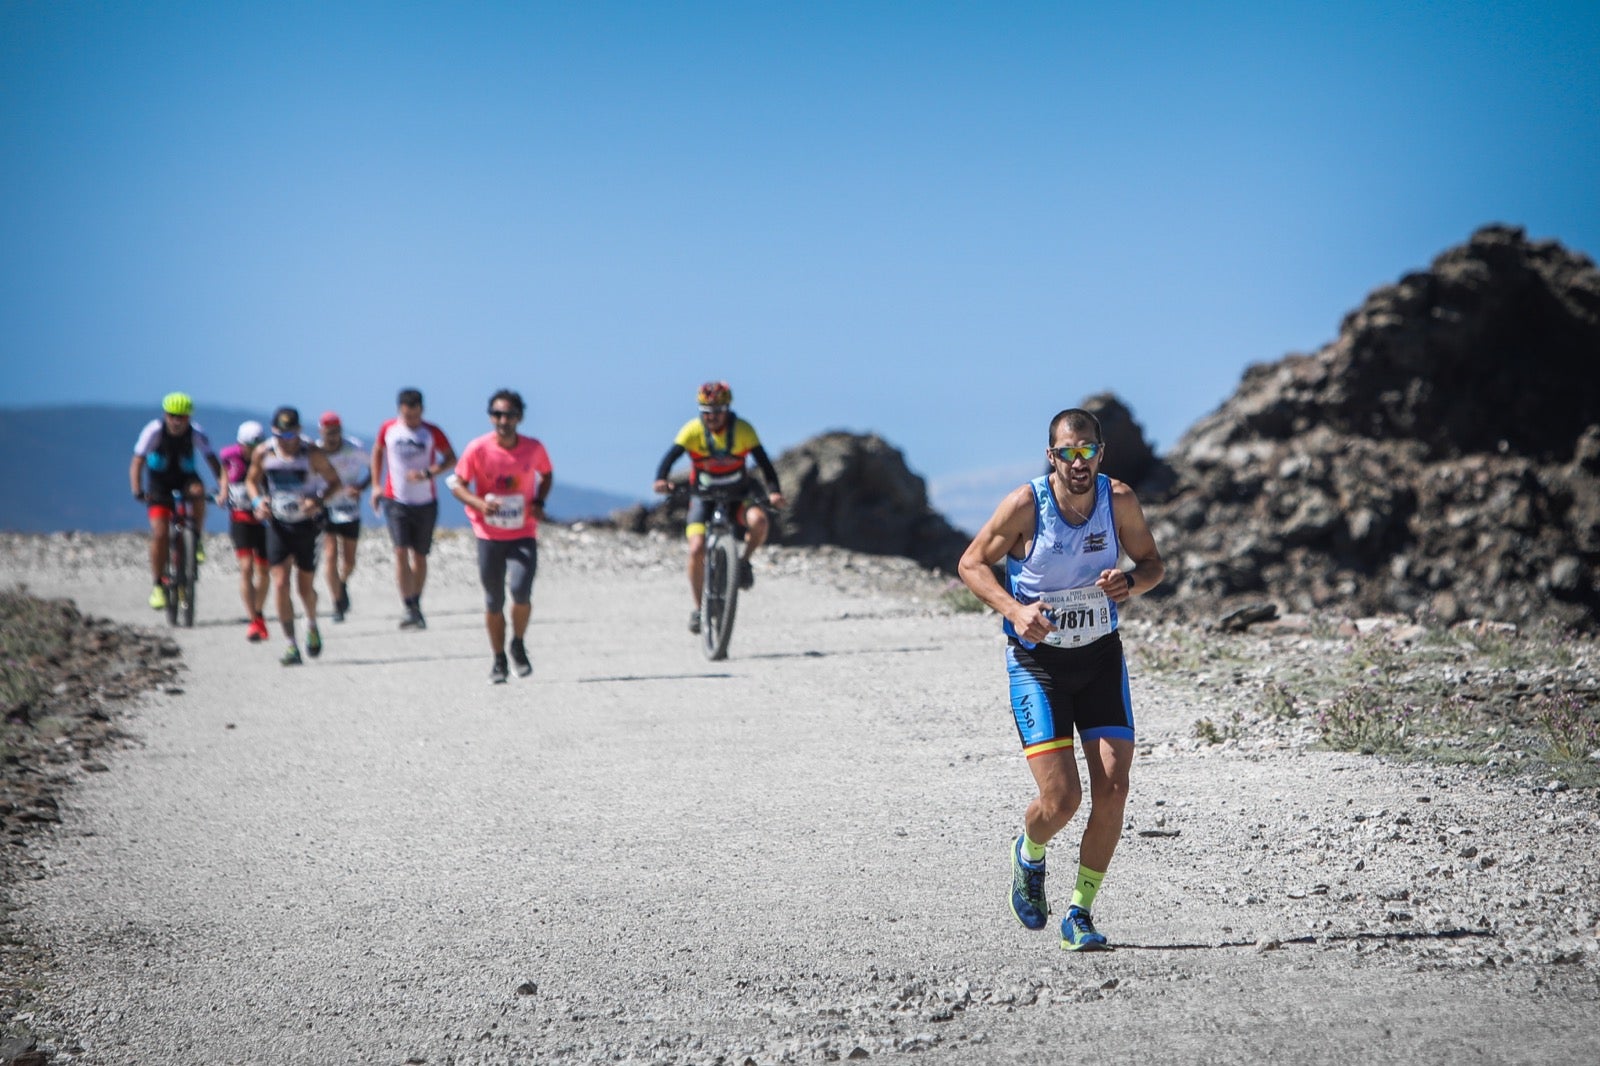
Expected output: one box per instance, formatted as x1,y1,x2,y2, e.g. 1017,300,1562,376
164,519,182,627
179,521,198,628
701,531,739,661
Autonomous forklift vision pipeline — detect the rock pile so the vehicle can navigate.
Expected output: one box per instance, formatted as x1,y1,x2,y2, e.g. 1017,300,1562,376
1142,224,1600,630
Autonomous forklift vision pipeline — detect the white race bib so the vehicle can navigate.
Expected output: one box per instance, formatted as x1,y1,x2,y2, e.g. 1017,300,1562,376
326,496,359,525
484,494,526,530
1038,586,1114,648
228,483,251,509
270,491,305,523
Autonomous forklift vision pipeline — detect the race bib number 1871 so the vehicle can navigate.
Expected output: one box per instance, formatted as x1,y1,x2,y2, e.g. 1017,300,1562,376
1037,586,1113,648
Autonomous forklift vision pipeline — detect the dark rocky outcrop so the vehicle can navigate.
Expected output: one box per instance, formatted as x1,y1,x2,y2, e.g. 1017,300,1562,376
1144,225,1600,630
770,432,971,575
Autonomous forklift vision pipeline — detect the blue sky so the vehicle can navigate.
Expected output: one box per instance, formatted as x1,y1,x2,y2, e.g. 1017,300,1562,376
4,1,1597,529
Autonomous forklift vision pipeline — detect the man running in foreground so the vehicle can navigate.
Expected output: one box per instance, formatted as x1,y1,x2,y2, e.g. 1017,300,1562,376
129,392,223,611
246,407,343,666
316,411,371,623
219,420,271,641
651,381,786,635
957,407,1164,951
370,388,455,629
448,389,554,684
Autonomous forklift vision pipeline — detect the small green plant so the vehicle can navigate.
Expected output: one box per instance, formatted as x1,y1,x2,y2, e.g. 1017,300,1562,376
1257,681,1299,720
1315,684,1414,755
940,581,986,614
1528,693,1600,763
1192,709,1245,745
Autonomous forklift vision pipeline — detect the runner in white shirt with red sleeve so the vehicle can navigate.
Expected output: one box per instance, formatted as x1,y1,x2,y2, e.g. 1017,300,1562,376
368,387,455,629
448,388,553,684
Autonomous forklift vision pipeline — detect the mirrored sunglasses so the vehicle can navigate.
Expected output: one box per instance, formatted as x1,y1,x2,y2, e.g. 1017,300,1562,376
1050,443,1102,462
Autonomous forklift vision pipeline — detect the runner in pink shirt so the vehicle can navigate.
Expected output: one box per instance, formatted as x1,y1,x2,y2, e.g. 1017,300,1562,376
448,389,554,684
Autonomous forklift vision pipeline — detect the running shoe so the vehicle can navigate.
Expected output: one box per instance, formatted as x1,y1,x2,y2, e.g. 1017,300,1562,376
246,617,267,643
149,584,167,610
688,609,702,634
195,543,206,564
1010,836,1049,931
509,637,532,678
490,654,509,685
280,644,303,667
306,626,323,659
399,606,424,630
332,605,345,623
1060,906,1108,951
337,588,351,615
738,557,754,590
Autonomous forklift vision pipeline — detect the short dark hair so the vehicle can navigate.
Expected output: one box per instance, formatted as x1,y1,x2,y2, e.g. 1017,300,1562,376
1049,408,1103,446
397,388,423,407
488,389,525,417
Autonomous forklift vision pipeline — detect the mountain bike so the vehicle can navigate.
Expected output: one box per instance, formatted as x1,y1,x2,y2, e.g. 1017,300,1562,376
160,489,199,628
698,480,747,661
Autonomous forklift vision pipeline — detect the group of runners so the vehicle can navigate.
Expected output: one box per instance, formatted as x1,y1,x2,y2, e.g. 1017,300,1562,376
133,385,1167,953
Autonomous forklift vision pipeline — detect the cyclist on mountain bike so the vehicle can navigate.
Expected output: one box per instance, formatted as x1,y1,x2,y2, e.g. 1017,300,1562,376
129,392,223,611
652,381,786,634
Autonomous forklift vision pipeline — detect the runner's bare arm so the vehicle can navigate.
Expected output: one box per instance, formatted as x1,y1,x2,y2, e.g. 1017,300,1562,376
1094,480,1165,603
245,447,269,520
128,455,144,498
368,443,385,512
958,486,1055,643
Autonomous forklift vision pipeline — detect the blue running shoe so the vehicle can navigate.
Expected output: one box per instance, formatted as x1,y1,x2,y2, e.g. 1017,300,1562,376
1010,836,1048,930
1060,905,1108,951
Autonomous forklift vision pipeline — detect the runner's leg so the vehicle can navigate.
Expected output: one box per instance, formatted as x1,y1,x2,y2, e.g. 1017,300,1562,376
1077,737,1134,874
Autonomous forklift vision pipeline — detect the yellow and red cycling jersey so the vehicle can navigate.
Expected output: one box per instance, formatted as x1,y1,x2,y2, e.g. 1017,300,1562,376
674,417,763,478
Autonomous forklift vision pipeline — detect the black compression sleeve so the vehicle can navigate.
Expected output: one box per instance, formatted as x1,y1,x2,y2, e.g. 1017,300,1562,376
655,444,687,483
750,445,781,495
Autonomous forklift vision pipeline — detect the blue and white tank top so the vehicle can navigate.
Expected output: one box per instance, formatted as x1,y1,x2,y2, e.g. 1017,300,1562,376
1004,473,1122,649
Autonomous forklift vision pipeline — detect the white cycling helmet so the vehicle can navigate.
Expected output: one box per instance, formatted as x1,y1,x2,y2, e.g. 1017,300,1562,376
237,419,266,445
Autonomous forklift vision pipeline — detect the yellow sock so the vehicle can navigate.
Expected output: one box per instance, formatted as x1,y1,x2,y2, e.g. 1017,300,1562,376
1071,864,1105,912
1021,832,1047,863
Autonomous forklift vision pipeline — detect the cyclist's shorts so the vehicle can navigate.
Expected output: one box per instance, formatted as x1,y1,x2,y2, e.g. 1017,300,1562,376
230,518,267,560
266,517,321,571
1005,630,1134,758
383,500,437,554
685,489,758,540
324,518,361,541
145,474,204,521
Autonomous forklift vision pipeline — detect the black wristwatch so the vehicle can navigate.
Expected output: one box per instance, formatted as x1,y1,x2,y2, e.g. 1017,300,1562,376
1124,570,1137,592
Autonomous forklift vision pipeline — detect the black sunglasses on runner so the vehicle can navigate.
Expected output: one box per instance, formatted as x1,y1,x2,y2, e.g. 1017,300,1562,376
488,409,520,420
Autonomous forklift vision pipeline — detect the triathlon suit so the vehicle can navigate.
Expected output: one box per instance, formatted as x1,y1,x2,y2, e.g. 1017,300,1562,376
318,436,371,539
259,440,322,572
133,419,217,520
660,414,780,539
1003,473,1134,758
219,442,266,562
375,418,453,554
454,432,553,614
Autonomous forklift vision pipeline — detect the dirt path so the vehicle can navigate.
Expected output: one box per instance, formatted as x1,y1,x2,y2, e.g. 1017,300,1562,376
3,530,1597,1064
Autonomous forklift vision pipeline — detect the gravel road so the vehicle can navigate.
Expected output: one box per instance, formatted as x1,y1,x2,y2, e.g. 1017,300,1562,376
4,528,1598,1065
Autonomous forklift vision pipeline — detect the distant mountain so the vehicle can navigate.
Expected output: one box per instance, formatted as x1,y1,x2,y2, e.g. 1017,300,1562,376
0,405,637,533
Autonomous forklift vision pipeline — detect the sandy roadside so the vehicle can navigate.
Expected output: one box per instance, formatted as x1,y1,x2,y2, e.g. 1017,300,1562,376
2,528,1597,1065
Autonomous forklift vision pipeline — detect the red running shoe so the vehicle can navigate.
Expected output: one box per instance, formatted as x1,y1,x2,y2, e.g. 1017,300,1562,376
247,616,267,642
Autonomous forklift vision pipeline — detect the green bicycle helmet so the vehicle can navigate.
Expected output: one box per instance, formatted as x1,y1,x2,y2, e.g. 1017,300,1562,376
162,392,195,416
